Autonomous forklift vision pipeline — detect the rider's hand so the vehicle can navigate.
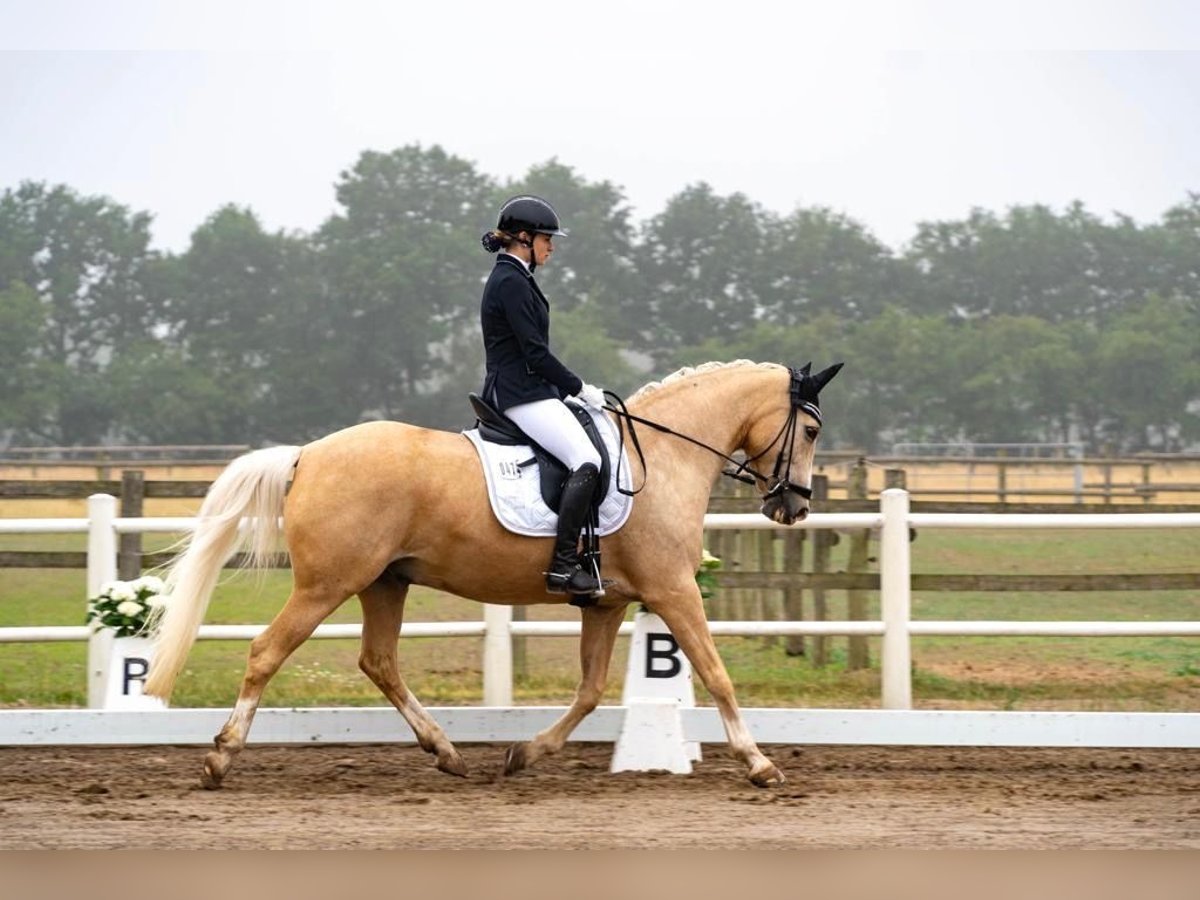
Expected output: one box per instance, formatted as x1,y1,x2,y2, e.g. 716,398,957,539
577,383,606,409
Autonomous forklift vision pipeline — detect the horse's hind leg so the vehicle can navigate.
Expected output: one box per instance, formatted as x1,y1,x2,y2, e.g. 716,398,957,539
505,602,627,775
358,578,466,777
202,585,346,789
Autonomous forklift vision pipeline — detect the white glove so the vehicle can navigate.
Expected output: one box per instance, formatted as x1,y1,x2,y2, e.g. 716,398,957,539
577,383,606,409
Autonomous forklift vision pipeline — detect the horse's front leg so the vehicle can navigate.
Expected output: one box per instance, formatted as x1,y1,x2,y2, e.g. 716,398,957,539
651,585,785,787
505,602,627,775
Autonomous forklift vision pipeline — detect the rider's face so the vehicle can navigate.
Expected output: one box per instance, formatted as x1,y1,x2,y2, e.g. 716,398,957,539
532,233,554,267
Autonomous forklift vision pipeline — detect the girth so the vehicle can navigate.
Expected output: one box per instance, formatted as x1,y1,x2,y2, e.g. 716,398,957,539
468,393,612,514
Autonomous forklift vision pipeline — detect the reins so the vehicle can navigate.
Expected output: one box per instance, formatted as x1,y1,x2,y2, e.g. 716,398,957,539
601,366,819,503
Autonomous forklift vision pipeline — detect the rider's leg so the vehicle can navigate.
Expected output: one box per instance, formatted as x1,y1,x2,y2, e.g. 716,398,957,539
503,399,602,472
504,399,603,594
544,461,601,594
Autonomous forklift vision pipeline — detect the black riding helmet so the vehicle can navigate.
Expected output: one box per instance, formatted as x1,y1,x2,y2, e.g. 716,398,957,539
497,195,568,238
482,195,567,271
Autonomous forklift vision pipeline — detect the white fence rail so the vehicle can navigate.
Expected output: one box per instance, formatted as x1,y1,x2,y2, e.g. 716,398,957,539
5,707,1200,749
2,491,1199,747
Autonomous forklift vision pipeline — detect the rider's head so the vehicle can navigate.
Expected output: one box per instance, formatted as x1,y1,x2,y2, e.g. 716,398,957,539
480,195,567,272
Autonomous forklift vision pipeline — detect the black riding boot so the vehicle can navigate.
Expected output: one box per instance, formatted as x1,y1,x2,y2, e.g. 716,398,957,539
545,463,602,596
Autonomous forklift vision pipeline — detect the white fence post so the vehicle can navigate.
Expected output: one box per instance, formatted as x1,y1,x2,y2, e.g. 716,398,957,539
880,488,913,710
483,603,513,706
86,494,118,709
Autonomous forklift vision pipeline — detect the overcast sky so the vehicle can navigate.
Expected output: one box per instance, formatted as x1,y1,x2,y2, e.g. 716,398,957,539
2,0,1198,253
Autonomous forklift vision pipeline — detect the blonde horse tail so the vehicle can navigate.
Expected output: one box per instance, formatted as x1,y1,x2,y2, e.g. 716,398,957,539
144,445,301,700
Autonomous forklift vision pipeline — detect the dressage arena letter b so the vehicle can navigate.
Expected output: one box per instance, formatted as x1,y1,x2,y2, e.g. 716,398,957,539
617,610,701,767
123,657,149,696
645,633,683,679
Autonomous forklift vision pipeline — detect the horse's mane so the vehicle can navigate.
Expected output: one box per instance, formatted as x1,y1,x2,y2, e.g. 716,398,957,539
630,360,782,403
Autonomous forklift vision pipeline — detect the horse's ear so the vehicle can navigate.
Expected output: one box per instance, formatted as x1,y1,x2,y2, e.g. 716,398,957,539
812,362,844,392
799,362,813,376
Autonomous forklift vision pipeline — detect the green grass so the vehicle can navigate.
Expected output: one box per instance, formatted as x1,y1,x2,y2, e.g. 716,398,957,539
1,527,1198,711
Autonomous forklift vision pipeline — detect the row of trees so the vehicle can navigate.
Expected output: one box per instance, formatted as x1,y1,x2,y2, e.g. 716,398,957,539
2,144,1198,452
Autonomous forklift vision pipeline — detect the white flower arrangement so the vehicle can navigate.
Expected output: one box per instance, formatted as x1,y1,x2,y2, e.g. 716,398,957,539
86,575,169,638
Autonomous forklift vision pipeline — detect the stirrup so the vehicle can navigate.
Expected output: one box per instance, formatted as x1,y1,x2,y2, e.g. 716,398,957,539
545,564,602,597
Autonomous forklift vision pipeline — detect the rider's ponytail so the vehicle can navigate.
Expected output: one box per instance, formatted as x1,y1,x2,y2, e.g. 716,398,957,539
481,230,507,253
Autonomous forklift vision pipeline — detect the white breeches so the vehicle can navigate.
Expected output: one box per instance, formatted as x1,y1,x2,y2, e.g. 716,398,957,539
504,399,602,472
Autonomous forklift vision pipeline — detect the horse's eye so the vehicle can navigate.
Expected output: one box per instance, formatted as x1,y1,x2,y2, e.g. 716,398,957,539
805,426,820,442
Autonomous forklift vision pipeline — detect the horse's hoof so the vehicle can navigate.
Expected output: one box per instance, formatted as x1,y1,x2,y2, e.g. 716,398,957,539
437,750,468,778
749,761,786,787
504,742,528,776
200,752,228,790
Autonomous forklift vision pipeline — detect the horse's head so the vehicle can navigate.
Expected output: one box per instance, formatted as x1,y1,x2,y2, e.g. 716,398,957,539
747,362,843,526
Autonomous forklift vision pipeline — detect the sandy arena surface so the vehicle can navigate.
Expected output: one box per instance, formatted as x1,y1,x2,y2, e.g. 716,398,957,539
2,742,1199,849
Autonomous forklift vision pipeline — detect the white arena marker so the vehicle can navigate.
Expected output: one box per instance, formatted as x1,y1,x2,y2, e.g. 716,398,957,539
621,609,700,760
612,609,699,773
104,637,166,711
611,698,692,775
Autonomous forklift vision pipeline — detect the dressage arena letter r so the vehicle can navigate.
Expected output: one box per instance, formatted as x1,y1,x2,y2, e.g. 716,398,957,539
645,633,683,679
123,657,149,695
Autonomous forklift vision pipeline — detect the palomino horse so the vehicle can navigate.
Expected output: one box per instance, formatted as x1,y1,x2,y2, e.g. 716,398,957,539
144,359,842,788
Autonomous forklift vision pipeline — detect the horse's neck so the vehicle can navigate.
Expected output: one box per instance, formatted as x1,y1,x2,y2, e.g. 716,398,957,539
630,368,775,483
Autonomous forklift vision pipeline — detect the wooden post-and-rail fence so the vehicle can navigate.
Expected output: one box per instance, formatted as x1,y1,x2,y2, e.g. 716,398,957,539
706,462,904,671
1,473,208,572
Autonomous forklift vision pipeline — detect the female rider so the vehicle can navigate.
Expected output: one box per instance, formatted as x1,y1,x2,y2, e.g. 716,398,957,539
479,195,605,598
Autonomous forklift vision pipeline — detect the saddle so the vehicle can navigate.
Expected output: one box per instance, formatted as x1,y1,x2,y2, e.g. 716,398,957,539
468,393,612,514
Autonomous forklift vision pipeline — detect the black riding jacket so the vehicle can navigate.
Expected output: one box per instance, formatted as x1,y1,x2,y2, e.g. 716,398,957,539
479,254,583,411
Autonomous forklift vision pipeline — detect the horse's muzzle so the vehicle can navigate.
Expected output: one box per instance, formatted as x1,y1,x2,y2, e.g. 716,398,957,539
762,493,809,526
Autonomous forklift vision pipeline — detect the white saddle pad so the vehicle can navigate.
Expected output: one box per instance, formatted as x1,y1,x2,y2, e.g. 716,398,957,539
463,402,634,538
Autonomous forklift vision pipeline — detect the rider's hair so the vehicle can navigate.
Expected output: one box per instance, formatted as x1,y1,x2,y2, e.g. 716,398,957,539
481,229,513,253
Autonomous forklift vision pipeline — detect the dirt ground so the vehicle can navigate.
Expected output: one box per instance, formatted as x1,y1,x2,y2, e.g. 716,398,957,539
2,742,1198,849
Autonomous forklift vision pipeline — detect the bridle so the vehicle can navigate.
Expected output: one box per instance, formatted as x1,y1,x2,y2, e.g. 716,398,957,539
603,366,820,504
732,366,822,502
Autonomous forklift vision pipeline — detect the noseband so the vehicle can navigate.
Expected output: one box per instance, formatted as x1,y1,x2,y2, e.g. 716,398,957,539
603,366,820,504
